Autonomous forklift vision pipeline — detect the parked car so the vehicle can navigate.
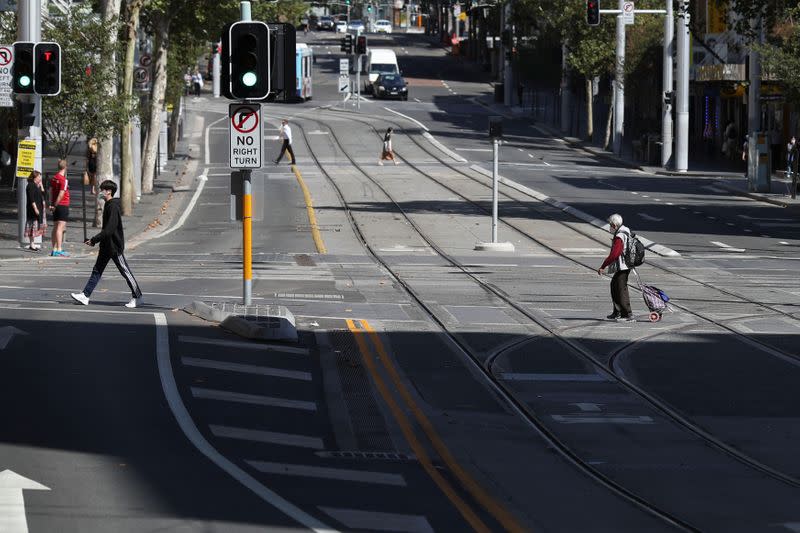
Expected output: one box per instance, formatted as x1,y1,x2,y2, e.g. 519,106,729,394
348,20,365,32
374,20,392,33
335,20,348,33
372,73,408,100
319,16,334,30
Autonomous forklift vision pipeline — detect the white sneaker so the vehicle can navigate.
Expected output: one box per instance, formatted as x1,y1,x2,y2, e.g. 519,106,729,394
378,161,384,166
71,292,89,305
125,297,142,308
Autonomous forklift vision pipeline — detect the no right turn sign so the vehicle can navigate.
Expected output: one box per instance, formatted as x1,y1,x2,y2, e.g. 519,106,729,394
229,103,262,169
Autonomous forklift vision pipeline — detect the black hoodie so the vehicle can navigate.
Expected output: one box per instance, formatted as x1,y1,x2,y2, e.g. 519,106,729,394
90,197,125,255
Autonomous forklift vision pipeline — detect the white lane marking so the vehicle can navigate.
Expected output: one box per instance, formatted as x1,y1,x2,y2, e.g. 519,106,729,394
701,185,727,193
726,222,735,226
455,148,492,152
192,387,317,411
542,159,552,166
779,241,790,245
551,415,654,424
737,215,795,221
421,132,467,162
308,130,330,135
666,202,675,206
413,97,421,102
754,222,800,228
561,247,606,253
744,228,753,232
382,107,429,131
498,373,608,382
318,508,434,533
210,425,324,449
247,461,406,486
631,191,639,195
641,195,650,198
654,198,662,202
0,326,28,350
153,314,337,532
571,402,602,412
205,115,227,165
637,213,663,222
710,241,746,252
0,470,50,533
182,357,312,381
517,148,523,151
144,170,208,242
178,335,309,355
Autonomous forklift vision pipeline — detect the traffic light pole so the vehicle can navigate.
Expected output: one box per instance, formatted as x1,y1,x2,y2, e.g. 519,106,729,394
241,0,253,305
661,0,673,168
675,0,689,172
16,0,42,247
612,0,625,156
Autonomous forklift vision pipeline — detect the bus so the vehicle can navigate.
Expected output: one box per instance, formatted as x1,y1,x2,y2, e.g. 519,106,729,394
296,43,313,101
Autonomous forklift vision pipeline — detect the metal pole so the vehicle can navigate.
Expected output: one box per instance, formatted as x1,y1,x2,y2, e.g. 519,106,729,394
561,43,570,133
212,44,221,98
661,0,674,168
242,169,252,305
17,0,42,247
747,19,762,143
612,0,626,155
503,2,512,106
675,0,689,171
492,139,499,243
356,53,360,110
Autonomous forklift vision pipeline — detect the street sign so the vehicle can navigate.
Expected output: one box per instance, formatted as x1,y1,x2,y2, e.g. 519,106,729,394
139,54,152,67
338,75,350,93
453,4,461,16
339,58,349,75
0,45,12,107
15,139,36,178
622,1,634,25
229,103,262,169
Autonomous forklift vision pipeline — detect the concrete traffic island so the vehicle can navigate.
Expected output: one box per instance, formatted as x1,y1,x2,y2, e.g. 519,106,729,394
184,300,298,342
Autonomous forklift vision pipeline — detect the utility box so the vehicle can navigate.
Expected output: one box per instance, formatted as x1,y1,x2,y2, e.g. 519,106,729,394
747,132,771,193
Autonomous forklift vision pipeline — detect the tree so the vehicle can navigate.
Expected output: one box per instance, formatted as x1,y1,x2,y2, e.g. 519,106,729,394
41,5,135,160
756,6,800,105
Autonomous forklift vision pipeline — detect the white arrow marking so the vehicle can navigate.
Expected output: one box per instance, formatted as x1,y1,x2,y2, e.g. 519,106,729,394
0,470,50,533
638,213,664,222
737,215,795,222
711,241,746,252
0,327,28,350
307,130,330,135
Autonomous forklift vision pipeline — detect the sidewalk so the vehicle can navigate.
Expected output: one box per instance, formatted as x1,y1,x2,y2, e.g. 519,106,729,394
0,134,201,260
474,94,800,208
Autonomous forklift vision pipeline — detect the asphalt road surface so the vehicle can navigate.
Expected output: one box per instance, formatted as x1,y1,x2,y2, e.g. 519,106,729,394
0,29,798,533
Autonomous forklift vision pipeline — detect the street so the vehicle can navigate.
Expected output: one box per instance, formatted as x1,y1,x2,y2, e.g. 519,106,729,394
1,28,799,532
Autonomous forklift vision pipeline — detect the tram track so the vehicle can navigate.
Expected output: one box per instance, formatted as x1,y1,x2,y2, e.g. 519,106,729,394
296,115,707,531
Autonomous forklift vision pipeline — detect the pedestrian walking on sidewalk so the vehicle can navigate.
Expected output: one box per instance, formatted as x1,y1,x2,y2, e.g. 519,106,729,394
192,69,203,96
25,170,46,251
48,159,70,257
597,213,634,322
378,127,398,165
274,119,297,165
71,180,143,308
787,136,796,178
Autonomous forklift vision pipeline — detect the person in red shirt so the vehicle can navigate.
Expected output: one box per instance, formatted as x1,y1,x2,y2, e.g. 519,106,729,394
597,213,634,321
48,159,70,257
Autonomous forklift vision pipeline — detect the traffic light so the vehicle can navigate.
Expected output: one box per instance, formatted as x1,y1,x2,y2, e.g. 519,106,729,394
356,35,367,55
34,42,61,95
341,34,353,53
17,102,35,127
228,21,270,99
587,0,600,26
12,42,34,94
367,4,372,12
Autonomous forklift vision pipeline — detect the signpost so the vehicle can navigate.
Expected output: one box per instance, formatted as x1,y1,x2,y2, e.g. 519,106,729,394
229,102,262,305
622,1,635,25
0,45,12,107
338,76,350,94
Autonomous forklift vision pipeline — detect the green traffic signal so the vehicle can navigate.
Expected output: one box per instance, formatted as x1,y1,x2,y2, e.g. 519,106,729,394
19,75,31,88
242,71,257,87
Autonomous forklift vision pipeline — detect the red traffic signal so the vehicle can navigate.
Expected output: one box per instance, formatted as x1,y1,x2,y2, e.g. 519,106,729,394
356,35,367,55
587,0,600,26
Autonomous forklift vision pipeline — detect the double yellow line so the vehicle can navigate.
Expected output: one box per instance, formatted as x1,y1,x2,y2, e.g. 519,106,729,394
292,165,327,254
346,319,525,533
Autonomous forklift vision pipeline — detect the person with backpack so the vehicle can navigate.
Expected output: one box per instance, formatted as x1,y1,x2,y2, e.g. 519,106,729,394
597,213,636,322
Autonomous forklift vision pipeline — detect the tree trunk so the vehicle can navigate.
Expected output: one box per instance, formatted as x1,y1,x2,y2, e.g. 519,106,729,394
141,16,170,195
603,82,615,151
95,0,122,226
586,77,594,142
120,0,144,215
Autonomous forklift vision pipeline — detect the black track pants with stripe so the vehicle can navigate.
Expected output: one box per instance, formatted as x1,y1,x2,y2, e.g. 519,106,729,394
82,251,142,299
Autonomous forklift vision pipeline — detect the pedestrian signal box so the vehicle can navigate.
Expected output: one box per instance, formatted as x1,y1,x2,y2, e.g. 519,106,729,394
587,0,600,25
340,34,353,53
12,42,35,95
356,35,367,55
34,42,61,95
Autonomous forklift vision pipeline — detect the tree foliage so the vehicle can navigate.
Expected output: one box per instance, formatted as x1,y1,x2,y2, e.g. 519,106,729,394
41,5,137,158
756,5,800,104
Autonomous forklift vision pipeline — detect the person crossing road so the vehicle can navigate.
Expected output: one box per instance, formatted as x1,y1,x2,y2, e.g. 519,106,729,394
274,119,297,165
597,213,634,322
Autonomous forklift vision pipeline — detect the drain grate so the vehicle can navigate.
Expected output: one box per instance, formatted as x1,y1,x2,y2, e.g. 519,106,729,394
330,329,395,452
294,254,317,267
317,451,416,461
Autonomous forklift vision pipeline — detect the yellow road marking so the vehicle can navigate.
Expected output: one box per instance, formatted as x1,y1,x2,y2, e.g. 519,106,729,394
345,319,490,533
292,164,327,254
360,319,526,533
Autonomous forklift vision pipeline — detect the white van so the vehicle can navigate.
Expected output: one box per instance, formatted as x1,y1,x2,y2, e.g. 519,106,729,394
365,49,399,93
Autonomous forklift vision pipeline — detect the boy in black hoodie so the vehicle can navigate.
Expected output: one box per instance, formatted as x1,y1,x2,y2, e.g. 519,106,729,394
71,180,143,308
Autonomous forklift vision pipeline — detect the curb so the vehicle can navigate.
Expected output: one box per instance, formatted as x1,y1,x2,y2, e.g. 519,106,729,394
184,300,298,342
711,181,793,208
